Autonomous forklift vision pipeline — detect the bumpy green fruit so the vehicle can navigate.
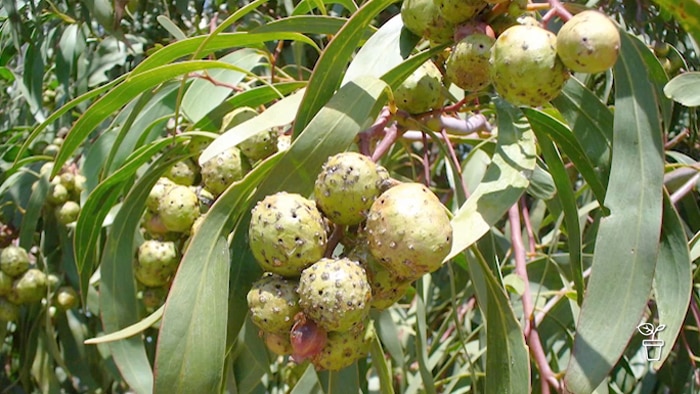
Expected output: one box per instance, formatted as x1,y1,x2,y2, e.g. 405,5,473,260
401,0,455,44
556,10,620,73
201,147,251,196
0,297,19,321
434,0,487,24
147,177,175,212
142,286,168,309
59,172,76,191
55,286,78,310
43,144,60,158
134,240,179,287
157,185,200,233
8,268,48,304
312,321,373,371
166,159,199,186
1,246,30,277
314,152,386,225
365,183,452,280
446,33,495,91
297,258,371,332
240,130,279,162
264,332,293,356
56,201,80,225
347,242,411,310
489,24,569,106
394,61,444,114
0,271,13,296
47,183,69,205
247,273,301,334
249,192,328,277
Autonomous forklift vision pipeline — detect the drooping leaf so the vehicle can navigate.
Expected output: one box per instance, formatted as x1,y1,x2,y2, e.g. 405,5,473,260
565,32,665,394
664,71,700,107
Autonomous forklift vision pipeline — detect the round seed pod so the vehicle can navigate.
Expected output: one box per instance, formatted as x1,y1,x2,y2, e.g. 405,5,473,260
556,10,620,73
247,273,301,335
1,246,30,278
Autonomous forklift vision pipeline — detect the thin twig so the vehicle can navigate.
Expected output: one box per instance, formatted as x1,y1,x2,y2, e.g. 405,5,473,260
421,132,431,186
665,129,690,150
324,225,344,258
371,124,400,163
269,40,285,84
534,267,592,327
188,72,245,92
670,172,700,205
520,198,537,255
440,128,470,199
509,205,561,393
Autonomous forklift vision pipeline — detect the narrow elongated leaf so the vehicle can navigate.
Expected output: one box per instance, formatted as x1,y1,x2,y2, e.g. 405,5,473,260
153,154,283,393
153,236,230,393
531,132,584,304
252,15,374,38
470,247,530,392
446,100,537,261
130,33,319,76
52,61,257,178
181,49,264,123
291,0,399,137
653,193,692,368
565,32,665,394
85,307,163,345
19,174,48,250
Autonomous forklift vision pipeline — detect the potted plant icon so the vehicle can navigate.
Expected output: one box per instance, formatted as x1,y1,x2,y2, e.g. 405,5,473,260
637,322,666,361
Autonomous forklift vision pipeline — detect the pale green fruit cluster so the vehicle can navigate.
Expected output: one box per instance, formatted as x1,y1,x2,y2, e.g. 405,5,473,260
365,182,453,280
40,165,86,225
0,246,49,320
401,0,455,44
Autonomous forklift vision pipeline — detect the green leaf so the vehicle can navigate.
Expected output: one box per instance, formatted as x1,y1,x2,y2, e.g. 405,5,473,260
52,60,252,178
153,236,231,393
370,331,395,394
18,173,48,250
84,307,163,345
446,100,537,261
252,15,374,38
181,49,264,123
131,33,319,76
291,0,399,137
470,247,530,392
664,72,700,107
653,193,692,368
565,32,665,394
153,154,283,393
323,365,360,394
652,0,700,43
522,108,607,209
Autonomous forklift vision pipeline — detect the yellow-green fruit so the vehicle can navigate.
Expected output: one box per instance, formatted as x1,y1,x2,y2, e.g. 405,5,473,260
434,0,487,24
312,321,373,371
147,177,175,212
365,183,452,280
239,130,279,162
56,201,81,225
55,286,78,310
157,185,200,233
134,240,179,287
0,271,13,296
43,144,60,158
1,246,30,277
556,10,620,73
297,258,372,332
489,24,569,106
8,269,48,304
446,33,495,91
401,0,455,44
0,297,19,321
166,159,199,186
314,152,385,226
247,273,301,334
59,172,76,191
347,242,411,310
248,192,328,277
263,331,293,356
394,61,444,114
47,183,69,205
201,147,251,196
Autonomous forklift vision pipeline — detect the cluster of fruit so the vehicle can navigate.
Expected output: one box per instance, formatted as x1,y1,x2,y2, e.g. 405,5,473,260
42,162,86,226
246,152,453,370
397,0,621,111
136,108,280,309
0,245,77,321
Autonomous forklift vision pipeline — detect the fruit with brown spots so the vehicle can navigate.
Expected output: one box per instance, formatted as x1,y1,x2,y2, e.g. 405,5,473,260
556,10,620,73
247,273,301,334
